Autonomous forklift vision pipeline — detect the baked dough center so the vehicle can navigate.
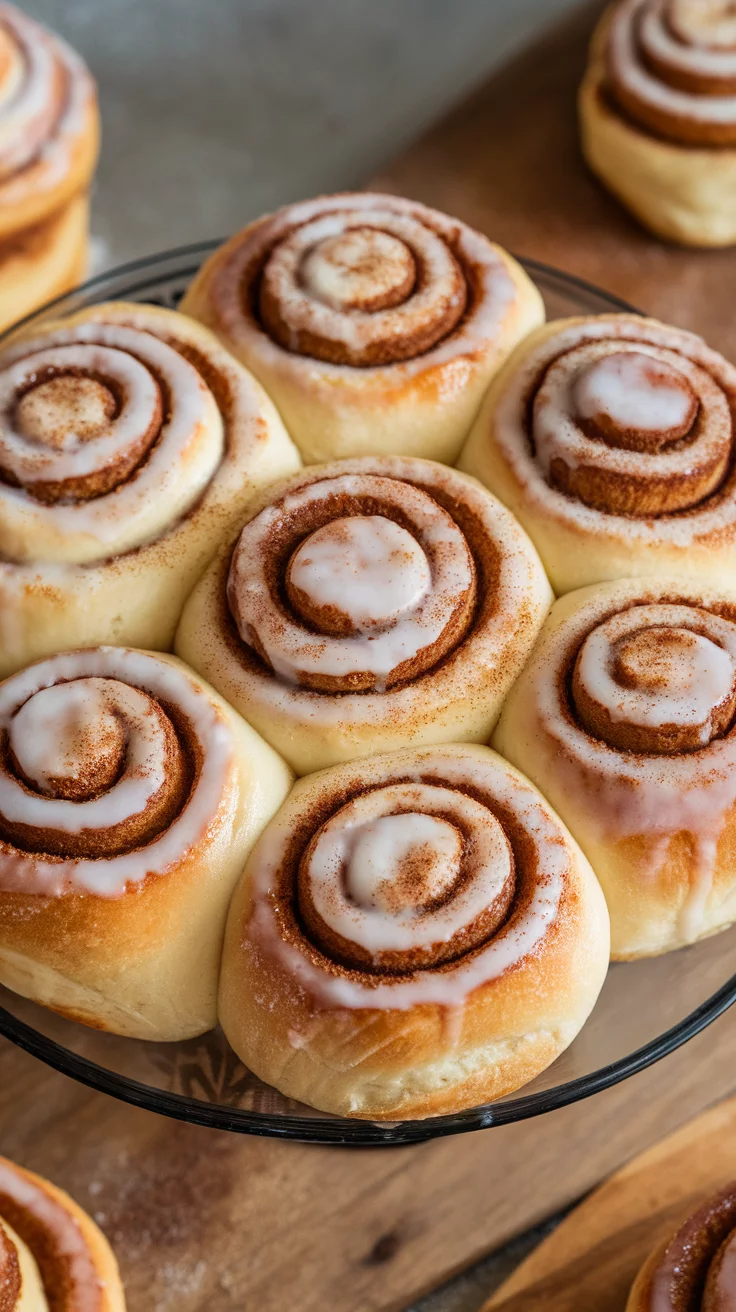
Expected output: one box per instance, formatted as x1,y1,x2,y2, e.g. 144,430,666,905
15,375,118,450
572,351,698,451
300,227,416,313
346,812,462,912
11,679,129,800
667,0,736,50
286,515,431,633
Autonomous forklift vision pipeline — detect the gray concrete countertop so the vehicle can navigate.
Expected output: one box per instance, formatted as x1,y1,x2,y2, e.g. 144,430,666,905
27,0,578,266
18,2,579,1307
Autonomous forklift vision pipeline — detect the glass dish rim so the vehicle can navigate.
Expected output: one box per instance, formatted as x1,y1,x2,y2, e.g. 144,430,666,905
0,241,732,1146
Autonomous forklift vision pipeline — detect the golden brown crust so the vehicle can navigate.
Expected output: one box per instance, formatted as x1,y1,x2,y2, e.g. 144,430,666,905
460,314,736,596
181,192,544,465
0,1155,126,1310
218,743,609,1119
578,5,736,246
0,301,301,679
0,5,99,242
175,455,552,774
0,647,293,1041
494,579,736,959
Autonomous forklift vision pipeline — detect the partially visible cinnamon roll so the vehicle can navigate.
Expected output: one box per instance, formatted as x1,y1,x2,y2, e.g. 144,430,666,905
0,301,301,677
460,314,736,596
218,743,610,1119
0,646,292,1039
493,578,736,958
175,456,552,775
580,0,736,246
0,1155,125,1310
181,192,544,465
0,5,99,328
627,1181,736,1310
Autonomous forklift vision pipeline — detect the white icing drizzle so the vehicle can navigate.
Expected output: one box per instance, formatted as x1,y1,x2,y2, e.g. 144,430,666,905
573,351,696,435
533,341,728,486
228,473,473,685
246,748,569,1010
492,315,736,547
216,455,549,736
288,516,431,630
0,1158,100,1312
211,192,518,379
609,0,736,132
305,783,512,954
577,604,736,736
0,648,233,898
0,3,96,203
0,323,223,563
261,209,464,361
0,5,59,177
301,227,413,311
531,586,736,942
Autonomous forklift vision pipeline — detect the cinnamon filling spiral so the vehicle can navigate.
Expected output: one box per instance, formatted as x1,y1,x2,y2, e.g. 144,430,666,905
249,748,570,1008
298,783,515,973
0,648,232,897
511,318,736,520
227,472,478,693
255,206,468,367
606,0,736,147
640,1183,736,1310
0,5,67,179
0,321,223,563
571,603,736,754
0,1158,104,1312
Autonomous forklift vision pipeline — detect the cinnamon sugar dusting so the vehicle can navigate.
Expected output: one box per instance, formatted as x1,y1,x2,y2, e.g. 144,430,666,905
606,0,736,147
246,746,572,1010
0,647,234,897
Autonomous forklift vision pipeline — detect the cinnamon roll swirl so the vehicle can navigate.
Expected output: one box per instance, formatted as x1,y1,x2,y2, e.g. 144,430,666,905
459,314,736,596
0,1155,125,1310
580,0,736,246
0,646,292,1039
181,192,544,465
627,1181,736,1311
0,301,301,678
218,743,609,1119
175,456,552,775
0,5,99,328
493,578,736,958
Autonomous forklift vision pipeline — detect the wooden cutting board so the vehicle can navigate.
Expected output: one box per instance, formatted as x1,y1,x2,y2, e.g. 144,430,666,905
372,1,736,361
5,7,736,1312
3,999,736,1312
485,1095,736,1311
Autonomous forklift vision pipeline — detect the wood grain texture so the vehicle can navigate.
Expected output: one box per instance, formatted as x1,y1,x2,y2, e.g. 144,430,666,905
486,1095,736,1311
2,1001,736,1312
372,1,736,362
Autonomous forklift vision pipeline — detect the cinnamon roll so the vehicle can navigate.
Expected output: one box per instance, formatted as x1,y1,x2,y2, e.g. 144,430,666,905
0,5,99,328
580,0,736,246
0,646,292,1039
175,456,552,775
218,743,609,1119
459,314,736,596
180,192,544,465
0,1155,125,1310
627,1181,736,1310
0,301,301,678
493,578,736,958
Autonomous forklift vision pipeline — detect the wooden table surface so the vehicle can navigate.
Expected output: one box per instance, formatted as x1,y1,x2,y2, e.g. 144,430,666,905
373,1,736,361
6,5,736,1310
